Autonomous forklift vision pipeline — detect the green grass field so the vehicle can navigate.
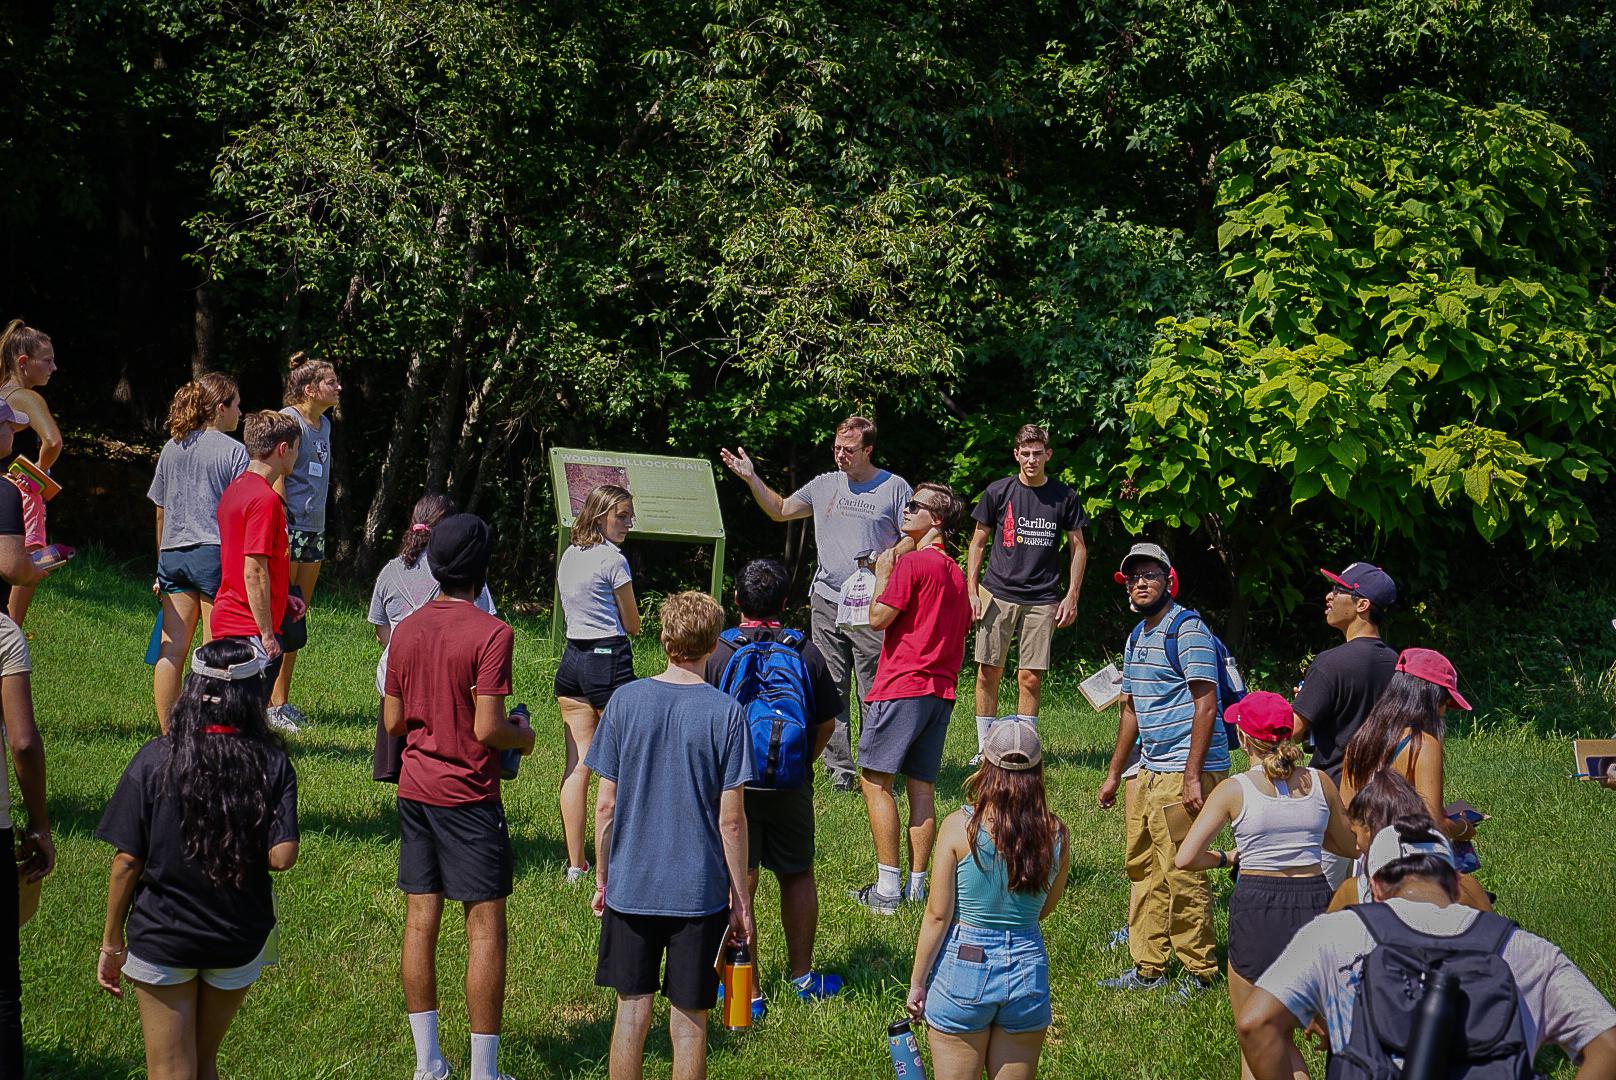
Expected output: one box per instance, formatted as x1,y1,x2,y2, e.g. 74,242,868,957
18,551,1616,1078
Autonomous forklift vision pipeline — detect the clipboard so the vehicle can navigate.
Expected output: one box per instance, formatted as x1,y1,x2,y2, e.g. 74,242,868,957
7,457,60,501
1572,738,1616,780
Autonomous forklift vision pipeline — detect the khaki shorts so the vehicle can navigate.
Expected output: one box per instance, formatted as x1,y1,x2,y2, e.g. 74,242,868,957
973,588,1057,671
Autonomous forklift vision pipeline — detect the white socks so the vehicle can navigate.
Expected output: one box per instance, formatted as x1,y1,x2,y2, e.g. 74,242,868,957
877,863,902,896
470,1033,500,1080
907,870,928,899
975,716,994,750
408,1010,446,1076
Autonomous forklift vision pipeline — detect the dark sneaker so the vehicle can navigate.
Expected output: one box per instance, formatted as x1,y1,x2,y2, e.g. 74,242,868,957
1173,972,1218,1002
1097,967,1168,991
831,772,859,792
849,882,900,915
792,971,846,1000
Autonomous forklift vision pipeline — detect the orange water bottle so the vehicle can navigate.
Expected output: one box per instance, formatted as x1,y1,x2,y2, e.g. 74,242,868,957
720,942,754,1029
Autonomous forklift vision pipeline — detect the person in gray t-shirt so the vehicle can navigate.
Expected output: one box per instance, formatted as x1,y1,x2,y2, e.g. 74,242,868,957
148,373,247,729
720,415,911,789
269,352,342,731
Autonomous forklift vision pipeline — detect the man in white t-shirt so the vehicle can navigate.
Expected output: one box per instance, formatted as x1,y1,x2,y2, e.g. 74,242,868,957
1238,823,1616,1080
720,416,911,790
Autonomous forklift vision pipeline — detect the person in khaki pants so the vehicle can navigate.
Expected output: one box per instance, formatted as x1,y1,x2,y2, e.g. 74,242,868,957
1097,543,1230,998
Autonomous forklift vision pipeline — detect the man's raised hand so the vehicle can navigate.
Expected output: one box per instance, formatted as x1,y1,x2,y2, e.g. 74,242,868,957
718,446,755,481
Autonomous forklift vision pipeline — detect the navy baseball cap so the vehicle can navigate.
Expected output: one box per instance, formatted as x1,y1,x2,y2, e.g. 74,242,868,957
1320,562,1396,608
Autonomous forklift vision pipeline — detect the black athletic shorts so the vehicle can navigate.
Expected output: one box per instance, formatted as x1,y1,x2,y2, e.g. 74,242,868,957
397,797,513,902
745,785,814,875
595,907,730,1010
554,636,635,710
1227,873,1332,980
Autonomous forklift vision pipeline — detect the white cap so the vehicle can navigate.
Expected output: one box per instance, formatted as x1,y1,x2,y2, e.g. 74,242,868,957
1365,824,1455,880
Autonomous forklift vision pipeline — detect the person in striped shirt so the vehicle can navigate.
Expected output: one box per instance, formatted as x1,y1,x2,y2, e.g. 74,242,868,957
1097,543,1230,997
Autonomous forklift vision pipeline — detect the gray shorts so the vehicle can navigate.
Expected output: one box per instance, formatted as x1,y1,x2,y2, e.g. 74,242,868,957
857,695,954,782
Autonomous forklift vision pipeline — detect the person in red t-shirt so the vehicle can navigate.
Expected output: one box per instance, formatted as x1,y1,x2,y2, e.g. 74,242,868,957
209,411,304,706
382,513,534,1080
850,482,972,915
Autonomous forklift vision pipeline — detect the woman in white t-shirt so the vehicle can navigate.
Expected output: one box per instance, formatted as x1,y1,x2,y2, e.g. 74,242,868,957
367,493,495,783
554,484,639,883
1178,690,1357,1080
148,373,247,731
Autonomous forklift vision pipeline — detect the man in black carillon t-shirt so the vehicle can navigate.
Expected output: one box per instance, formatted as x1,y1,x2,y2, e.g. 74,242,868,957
965,424,1088,758
1292,561,1399,888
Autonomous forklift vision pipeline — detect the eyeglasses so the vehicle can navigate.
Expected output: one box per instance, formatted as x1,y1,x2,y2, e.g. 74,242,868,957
904,500,941,516
1326,585,1362,600
1123,571,1167,584
832,443,867,457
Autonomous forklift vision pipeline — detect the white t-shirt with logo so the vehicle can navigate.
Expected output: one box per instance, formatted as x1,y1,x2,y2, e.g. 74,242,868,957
790,469,911,602
1257,897,1616,1061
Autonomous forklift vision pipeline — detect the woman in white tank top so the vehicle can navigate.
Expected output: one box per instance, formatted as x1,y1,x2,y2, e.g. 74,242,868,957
1178,691,1357,1080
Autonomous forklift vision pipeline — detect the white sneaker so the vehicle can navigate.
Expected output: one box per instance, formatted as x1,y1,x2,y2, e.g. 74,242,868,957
279,702,311,727
968,752,983,767
904,879,928,904
412,1063,450,1080
564,864,591,886
267,705,302,734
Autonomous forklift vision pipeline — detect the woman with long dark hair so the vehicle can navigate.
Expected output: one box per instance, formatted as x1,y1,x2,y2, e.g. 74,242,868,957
906,720,1070,1080
96,639,299,1079
1326,770,1492,912
1178,691,1357,1079
368,493,496,782
1339,648,1475,843
554,483,640,883
149,373,247,730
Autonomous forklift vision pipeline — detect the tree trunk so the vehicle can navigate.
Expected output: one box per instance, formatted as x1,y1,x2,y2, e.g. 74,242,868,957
449,332,511,503
424,222,483,493
356,348,431,573
190,278,216,378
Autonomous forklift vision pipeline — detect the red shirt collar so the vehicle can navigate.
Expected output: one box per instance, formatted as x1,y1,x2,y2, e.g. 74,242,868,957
739,619,783,628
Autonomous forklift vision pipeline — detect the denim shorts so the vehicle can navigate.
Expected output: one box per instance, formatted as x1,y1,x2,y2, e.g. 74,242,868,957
156,543,223,599
923,924,1050,1034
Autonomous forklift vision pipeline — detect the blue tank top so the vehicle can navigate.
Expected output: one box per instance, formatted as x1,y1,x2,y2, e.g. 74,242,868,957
954,806,1061,930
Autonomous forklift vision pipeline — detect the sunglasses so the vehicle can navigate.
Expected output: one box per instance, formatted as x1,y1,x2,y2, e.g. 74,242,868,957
904,500,942,516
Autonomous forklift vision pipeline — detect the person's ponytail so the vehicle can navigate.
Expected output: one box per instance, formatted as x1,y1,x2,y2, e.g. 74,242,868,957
1254,738,1304,783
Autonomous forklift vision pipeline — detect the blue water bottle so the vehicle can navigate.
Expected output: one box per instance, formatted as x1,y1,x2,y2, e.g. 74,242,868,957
887,1018,926,1079
501,704,529,781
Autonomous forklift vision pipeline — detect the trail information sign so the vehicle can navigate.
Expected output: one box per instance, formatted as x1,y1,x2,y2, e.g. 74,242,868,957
547,447,726,646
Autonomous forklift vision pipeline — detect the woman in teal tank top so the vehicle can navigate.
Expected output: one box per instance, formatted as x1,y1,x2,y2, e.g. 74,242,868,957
906,720,1070,1079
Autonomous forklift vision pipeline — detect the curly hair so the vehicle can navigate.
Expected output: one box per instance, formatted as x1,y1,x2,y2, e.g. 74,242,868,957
400,492,457,568
284,351,338,406
165,372,239,442
161,639,286,890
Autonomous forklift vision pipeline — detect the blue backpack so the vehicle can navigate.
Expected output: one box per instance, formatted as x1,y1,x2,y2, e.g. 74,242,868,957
1127,608,1247,748
717,628,814,789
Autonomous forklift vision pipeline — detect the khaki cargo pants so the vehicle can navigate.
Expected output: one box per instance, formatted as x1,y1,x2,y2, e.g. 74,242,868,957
1125,767,1227,980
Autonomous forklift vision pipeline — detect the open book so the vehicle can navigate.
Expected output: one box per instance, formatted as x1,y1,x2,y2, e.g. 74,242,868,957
1080,662,1124,711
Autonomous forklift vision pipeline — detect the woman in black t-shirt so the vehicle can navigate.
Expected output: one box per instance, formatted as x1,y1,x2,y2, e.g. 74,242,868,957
96,639,299,1076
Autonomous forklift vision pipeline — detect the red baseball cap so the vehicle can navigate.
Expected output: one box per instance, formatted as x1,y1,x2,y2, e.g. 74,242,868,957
1225,690,1294,743
1395,648,1471,710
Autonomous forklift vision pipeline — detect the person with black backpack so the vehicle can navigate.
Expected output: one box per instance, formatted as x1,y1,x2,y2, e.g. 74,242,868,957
705,558,847,1019
1238,820,1616,1080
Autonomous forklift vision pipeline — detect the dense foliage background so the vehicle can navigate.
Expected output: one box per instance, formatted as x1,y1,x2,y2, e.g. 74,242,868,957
5,0,1615,656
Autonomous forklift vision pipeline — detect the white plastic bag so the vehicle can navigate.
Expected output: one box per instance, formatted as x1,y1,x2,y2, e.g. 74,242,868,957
836,563,877,629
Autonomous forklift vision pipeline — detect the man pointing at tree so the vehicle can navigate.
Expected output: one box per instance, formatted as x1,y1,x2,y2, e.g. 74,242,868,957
720,417,912,790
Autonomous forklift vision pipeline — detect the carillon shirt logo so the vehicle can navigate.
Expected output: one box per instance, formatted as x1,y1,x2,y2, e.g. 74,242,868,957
1004,501,1059,548
827,491,886,520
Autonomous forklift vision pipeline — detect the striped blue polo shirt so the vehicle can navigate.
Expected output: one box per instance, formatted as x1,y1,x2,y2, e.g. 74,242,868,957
1121,603,1231,773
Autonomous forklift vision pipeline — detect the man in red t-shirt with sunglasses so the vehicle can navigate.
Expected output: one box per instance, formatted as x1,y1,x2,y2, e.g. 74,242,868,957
850,482,972,915
210,411,304,708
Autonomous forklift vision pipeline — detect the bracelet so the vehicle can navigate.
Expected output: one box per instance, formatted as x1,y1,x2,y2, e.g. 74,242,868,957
98,945,127,957
1215,850,1228,869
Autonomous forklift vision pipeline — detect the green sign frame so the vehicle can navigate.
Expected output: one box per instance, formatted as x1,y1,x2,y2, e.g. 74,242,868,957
547,447,727,647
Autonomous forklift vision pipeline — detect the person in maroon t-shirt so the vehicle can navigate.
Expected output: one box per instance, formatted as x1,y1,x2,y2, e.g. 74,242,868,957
851,482,972,915
209,411,304,707
382,513,534,1080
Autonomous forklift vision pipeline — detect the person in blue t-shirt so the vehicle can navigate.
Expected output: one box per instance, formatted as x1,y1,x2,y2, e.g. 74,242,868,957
1096,543,1230,997
587,591,755,1080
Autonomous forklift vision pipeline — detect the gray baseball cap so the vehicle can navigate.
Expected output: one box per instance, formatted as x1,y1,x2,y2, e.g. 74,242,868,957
1118,542,1171,573
982,719,1042,771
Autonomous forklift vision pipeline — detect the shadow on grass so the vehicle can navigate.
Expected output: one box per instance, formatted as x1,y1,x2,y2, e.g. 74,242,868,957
24,1044,142,1078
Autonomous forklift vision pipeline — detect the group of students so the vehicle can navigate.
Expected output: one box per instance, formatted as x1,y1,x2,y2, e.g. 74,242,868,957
0,367,1611,1080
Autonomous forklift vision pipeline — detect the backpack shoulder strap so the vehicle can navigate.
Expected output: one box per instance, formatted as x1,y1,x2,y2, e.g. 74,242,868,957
778,628,805,650
1162,608,1197,677
1462,911,1519,956
720,627,748,648
1349,901,1412,946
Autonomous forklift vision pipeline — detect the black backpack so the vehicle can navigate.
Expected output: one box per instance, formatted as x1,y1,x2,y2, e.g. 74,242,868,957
1326,904,1533,1080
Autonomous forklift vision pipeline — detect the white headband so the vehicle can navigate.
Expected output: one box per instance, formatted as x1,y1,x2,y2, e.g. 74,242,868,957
190,651,267,682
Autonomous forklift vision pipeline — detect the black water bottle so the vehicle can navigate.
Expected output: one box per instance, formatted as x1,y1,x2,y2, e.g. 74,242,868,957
501,703,530,781
1402,970,1462,1079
